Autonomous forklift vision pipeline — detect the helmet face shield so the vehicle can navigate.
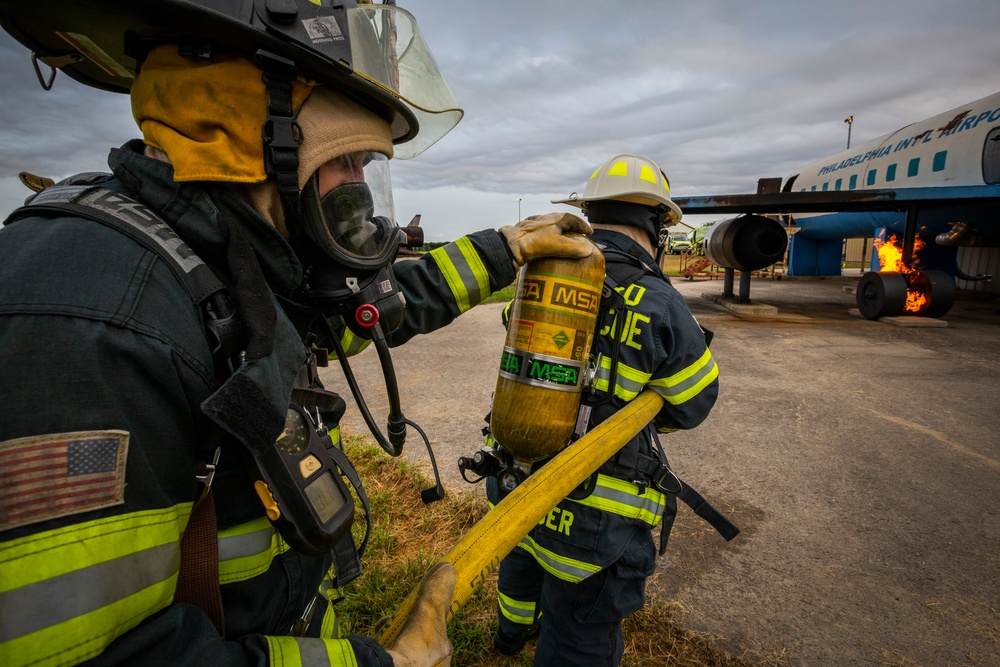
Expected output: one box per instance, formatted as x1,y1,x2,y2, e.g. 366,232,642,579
347,4,463,158
0,0,463,158
300,152,402,269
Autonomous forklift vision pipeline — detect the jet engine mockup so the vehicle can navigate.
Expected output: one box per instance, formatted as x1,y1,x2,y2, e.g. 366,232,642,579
702,215,788,271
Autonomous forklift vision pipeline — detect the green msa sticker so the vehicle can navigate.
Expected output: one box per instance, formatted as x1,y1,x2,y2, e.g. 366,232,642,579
498,348,583,391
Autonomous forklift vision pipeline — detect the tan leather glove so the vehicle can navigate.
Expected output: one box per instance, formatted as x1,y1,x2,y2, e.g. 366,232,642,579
386,562,456,667
499,212,595,269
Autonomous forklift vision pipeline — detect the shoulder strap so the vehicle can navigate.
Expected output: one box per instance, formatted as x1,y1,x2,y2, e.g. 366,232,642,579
7,184,226,306
589,240,659,408
597,237,666,285
8,183,247,372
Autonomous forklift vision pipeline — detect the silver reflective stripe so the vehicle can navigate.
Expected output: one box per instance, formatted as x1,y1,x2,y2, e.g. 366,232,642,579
0,541,178,643
218,523,275,562
650,349,718,405
430,238,490,312
266,635,356,664
657,361,715,398
295,636,330,665
596,482,648,506
498,591,536,624
592,365,646,398
516,535,597,582
573,475,666,525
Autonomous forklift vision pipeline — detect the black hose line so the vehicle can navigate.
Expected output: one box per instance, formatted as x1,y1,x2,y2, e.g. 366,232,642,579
322,316,444,503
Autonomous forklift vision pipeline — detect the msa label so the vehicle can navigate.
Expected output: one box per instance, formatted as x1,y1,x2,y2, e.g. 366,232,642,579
498,347,584,392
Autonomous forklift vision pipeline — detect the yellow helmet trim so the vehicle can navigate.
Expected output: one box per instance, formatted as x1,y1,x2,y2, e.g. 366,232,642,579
607,160,629,177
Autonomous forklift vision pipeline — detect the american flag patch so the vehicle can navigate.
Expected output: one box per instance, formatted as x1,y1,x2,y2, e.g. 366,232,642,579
0,430,129,531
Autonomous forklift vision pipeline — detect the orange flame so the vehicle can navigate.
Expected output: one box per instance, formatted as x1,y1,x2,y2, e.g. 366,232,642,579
874,235,927,313
874,234,924,273
905,289,928,313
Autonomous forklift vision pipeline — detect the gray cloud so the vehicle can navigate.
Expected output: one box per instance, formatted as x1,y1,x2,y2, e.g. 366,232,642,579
2,0,999,239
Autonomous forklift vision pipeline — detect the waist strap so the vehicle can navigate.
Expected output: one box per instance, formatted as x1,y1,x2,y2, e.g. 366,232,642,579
605,448,740,553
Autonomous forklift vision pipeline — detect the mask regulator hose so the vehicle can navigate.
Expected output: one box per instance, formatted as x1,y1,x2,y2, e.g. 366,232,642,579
323,317,445,503
371,323,408,454
324,316,404,456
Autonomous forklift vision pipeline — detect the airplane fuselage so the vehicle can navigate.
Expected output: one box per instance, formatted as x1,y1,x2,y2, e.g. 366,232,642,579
785,91,1000,241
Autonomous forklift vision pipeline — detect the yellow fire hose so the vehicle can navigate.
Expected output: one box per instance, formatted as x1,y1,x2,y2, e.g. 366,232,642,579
375,389,665,646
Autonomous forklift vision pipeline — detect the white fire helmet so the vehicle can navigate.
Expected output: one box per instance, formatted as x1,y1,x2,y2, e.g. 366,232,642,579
552,153,683,224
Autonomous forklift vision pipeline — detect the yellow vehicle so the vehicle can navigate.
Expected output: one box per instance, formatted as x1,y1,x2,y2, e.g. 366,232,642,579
666,233,692,254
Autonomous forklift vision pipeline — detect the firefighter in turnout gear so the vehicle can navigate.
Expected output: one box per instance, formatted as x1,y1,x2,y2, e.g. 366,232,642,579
0,2,593,665
486,154,725,665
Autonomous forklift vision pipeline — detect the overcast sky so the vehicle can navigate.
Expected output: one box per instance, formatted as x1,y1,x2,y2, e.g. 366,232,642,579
2,0,999,240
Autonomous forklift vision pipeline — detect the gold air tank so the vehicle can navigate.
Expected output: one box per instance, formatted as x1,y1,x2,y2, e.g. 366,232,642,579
490,238,605,465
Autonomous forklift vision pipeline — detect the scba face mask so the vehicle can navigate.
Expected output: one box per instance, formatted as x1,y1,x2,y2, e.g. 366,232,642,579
300,152,407,338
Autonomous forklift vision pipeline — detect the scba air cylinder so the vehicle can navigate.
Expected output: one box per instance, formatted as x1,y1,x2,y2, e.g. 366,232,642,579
490,239,605,463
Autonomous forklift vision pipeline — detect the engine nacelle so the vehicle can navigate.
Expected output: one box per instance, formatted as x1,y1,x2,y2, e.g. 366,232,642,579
703,215,788,271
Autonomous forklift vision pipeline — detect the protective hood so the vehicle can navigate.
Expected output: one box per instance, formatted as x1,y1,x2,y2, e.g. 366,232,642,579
131,46,314,184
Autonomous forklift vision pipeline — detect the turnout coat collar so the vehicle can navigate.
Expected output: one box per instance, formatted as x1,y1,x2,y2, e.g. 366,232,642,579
109,140,310,455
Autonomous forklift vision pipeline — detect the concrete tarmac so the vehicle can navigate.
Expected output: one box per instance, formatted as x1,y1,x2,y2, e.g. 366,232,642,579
319,273,1000,666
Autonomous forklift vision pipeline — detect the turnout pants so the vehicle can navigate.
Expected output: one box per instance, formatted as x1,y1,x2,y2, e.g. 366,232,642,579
496,528,656,667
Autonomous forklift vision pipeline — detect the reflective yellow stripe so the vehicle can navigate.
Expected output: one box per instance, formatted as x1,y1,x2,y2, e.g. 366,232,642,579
569,474,666,526
430,237,491,313
266,635,358,667
328,327,371,360
593,357,651,401
0,504,191,666
648,348,718,405
607,160,628,177
217,517,291,585
516,534,600,583
319,601,339,640
318,569,340,639
497,590,536,625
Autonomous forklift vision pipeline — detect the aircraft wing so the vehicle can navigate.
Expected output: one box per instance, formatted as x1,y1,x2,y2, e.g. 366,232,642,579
672,184,1000,216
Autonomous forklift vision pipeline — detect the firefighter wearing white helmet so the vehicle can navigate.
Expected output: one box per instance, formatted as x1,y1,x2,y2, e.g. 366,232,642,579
486,154,729,665
554,152,683,263
0,1,592,666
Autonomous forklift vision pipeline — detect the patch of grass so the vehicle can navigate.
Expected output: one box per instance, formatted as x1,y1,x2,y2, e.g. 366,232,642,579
660,253,687,277
337,434,785,666
481,284,516,305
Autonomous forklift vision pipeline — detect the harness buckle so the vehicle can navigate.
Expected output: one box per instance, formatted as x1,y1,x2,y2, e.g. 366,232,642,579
651,465,683,495
196,445,223,491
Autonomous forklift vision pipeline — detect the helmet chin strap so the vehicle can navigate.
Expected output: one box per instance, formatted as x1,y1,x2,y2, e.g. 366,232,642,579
655,205,671,266
256,49,303,235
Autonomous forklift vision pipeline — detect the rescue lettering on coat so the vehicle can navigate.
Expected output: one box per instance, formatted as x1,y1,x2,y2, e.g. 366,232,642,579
538,507,574,536
599,308,650,351
621,284,645,306
551,282,600,313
